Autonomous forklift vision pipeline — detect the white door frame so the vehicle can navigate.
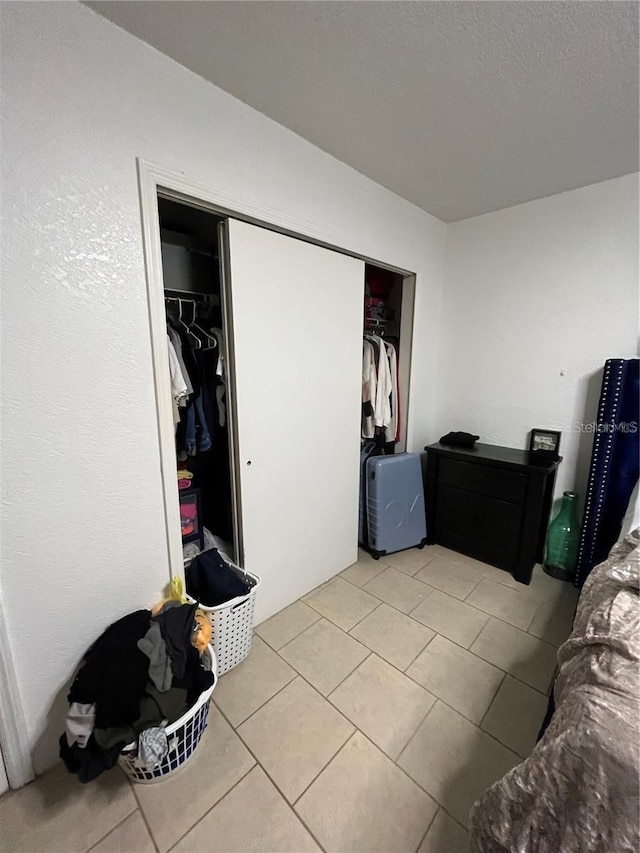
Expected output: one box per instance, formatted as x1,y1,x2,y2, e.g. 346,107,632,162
137,158,416,587
0,600,35,789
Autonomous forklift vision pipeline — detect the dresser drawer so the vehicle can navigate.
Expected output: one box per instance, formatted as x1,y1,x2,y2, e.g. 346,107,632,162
438,458,527,504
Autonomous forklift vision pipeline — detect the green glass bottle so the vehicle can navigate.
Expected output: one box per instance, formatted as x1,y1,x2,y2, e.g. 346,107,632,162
543,491,580,581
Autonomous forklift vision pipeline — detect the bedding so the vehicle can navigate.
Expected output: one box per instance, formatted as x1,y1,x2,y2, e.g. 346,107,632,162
470,529,640,853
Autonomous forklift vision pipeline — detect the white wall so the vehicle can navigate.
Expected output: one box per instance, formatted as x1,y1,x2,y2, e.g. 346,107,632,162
437,174,639,503
0,1,446,775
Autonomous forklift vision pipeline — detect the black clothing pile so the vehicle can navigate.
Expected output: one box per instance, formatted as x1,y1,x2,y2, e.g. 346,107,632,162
439,431,480,449
60,603,214,783
186,549,252,607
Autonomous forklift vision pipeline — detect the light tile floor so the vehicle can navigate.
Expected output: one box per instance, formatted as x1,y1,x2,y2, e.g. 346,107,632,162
0,546,578,853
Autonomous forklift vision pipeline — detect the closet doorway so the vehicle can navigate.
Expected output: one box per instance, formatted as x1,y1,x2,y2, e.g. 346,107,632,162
158,199,238,564
141,165,416,624
152,194,367,621
363,264,415,454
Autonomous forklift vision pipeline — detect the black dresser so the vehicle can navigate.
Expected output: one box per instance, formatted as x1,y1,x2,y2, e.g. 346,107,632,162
424,442,560,584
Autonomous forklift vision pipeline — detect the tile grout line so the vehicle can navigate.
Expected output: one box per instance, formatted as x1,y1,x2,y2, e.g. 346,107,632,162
467,616,490,649
524,595,574,637
404,587,561,663
353,725,449,814
214,664,297,728
277,616,329,656
434,553,575,606
387,659,497,735
223,646,455,845
439,807,470,835
302,558,564,654
475,713,527,759
361,566,436,602
459,581,543,632
220,663,372,808
340,557,389,586
446,626,554,699
477,671,508,732
346,629,549,729
127,786,161,853
412,803,439,853
302,586,381,633
212,702,329,853
388,692,441,764
345,600,383,633
289,649,374,702
164,761,257,853
461,573,484,601
290,728,360,810
364,586,438,615
268,630,480,843
392,697,521,818
85,803,140,853
279,588,552,710
330,594,554,696
220,559,555,830
401,627,439,673
255,607,322,654
275,624,374,699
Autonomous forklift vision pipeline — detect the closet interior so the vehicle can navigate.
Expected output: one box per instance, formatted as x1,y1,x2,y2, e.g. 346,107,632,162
158,197,237,564
157,194,415,589
362,263,412,454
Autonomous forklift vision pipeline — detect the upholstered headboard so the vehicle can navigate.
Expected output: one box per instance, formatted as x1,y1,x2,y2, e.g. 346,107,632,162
575,358,640,588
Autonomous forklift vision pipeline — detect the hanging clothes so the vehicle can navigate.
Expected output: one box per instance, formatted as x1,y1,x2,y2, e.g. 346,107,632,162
362,334,401,445
384,340,398,443
167,336,189,424
167,326,194,399
167,305,219,459
211,328,226,428
373,335,392,430
362,339,376,439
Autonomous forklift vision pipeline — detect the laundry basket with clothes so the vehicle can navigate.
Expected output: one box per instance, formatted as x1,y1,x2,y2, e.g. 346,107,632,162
186,548,260,675
59,601,214,783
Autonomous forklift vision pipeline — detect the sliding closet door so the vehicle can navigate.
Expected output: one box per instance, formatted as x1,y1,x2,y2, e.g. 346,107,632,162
224,220,364,622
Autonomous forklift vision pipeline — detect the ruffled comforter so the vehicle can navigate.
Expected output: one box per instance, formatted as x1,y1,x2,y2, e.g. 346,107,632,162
470,529,640,853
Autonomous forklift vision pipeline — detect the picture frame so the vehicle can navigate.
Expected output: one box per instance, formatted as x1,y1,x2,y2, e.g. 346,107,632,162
528,429,562,462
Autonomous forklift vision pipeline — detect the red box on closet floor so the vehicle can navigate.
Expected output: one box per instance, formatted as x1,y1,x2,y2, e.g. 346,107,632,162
179,487,204,550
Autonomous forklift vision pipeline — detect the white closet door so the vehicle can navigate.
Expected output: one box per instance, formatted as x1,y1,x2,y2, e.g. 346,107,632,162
225,220,364,622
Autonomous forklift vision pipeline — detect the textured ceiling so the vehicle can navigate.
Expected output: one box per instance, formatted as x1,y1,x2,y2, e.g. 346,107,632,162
87,1,639,222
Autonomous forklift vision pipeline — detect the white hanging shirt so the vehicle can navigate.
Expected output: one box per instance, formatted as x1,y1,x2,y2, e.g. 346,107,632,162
373,336,392,429
362,339,376,438
167,335,189,404
384,341,399,443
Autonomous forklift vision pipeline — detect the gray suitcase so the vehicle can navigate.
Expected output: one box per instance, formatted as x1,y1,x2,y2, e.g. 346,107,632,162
359,441,381,546
365,452,427,558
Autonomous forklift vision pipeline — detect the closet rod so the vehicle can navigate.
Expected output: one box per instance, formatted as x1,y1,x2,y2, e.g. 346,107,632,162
164,288,217,299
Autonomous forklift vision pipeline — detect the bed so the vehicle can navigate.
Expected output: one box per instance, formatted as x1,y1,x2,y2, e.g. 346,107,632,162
470,527,640,853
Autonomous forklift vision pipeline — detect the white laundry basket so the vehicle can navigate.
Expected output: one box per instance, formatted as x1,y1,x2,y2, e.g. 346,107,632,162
118,644,217,784
187,562,261,676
